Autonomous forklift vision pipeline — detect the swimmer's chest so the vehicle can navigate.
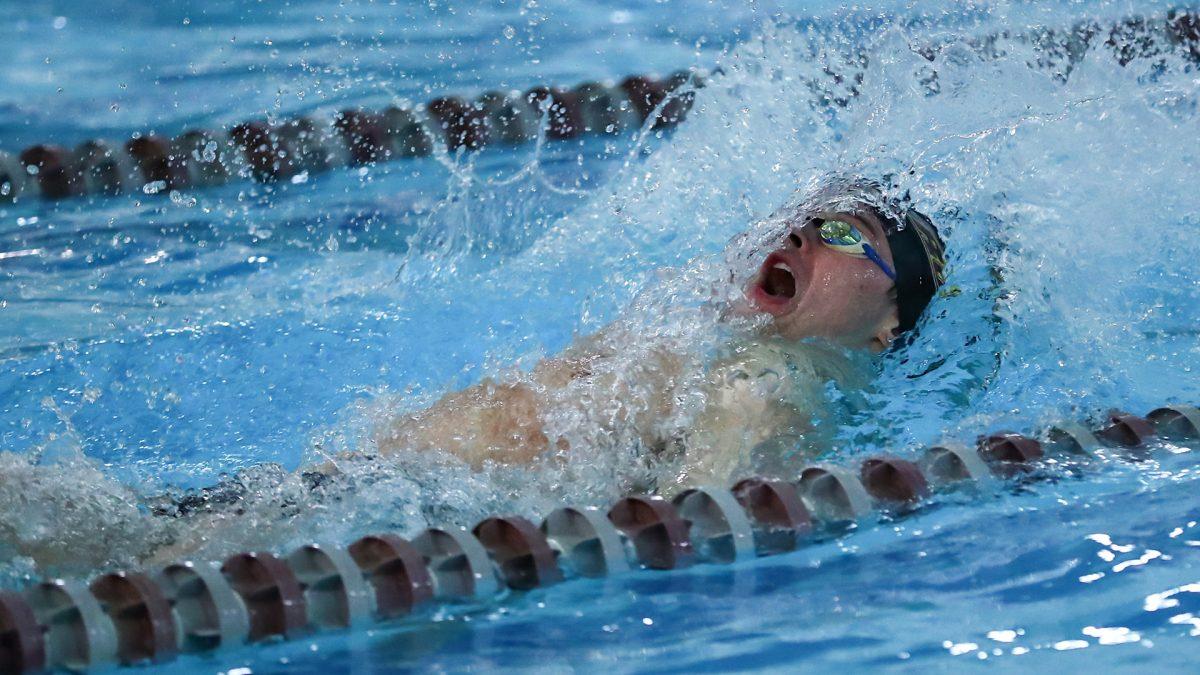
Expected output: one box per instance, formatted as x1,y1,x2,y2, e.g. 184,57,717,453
708,340,842,413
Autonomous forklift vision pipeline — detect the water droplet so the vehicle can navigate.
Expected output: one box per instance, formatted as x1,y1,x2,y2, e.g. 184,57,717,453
169,190,196,207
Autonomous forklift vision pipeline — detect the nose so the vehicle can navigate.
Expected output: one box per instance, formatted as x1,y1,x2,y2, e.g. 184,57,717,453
787,218,826,250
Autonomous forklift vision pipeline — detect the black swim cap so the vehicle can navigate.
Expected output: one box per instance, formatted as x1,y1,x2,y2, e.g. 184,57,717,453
876,206,947,333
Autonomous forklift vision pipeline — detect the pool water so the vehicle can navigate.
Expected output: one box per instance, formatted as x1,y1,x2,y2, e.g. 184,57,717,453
2,0,1200,671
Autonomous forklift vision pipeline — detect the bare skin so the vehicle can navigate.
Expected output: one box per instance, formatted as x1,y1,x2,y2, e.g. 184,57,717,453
368,206,902,473
0,199,913,574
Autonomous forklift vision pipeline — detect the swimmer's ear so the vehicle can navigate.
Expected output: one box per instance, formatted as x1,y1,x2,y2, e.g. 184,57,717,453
871,310,901,352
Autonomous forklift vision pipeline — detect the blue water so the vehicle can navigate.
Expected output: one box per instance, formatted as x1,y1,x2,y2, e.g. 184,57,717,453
2,0,1200,671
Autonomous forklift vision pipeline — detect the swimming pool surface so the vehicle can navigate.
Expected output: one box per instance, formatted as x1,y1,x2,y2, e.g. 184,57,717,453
2,0,1199,671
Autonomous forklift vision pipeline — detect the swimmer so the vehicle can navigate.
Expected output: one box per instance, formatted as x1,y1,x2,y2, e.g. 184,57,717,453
157,178,945,523
2,179,948,570
359,179,948,484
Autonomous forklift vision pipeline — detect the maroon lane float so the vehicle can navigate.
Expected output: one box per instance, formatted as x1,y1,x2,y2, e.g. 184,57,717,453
0,404,1197,673
1,10,1197,206
0,70,703,205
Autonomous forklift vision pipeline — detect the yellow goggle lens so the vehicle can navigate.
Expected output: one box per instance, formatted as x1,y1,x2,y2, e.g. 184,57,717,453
818,220,867,256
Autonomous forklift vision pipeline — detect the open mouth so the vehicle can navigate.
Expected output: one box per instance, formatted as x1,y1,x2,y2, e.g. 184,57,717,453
749,250,804,315
761,260,797,299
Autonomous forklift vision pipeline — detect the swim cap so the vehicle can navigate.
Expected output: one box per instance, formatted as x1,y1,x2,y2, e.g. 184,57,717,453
877,206,947,333
784,175,947,334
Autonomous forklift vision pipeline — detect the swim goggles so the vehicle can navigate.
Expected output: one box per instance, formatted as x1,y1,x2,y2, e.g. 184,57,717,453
816,218,897,281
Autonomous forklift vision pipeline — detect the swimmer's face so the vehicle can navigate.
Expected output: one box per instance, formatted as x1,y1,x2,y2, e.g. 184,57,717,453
747,209,900,351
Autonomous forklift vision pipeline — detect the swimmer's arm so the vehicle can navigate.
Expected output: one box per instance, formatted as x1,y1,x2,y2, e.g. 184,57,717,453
367,328,683,468
369,346,611,468
373,378,553,468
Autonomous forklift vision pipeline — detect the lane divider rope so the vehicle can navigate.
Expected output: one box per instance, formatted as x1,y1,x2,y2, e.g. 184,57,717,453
0,404,1197,673
0,9,1197,205
0,71,702,205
